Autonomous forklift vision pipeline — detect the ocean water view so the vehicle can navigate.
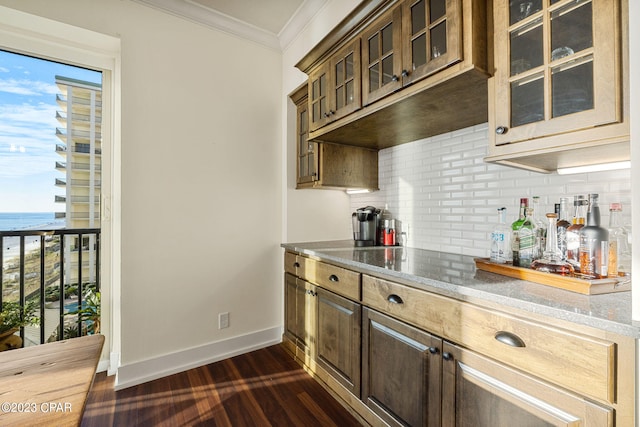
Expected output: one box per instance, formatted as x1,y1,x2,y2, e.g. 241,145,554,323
0,212,64,231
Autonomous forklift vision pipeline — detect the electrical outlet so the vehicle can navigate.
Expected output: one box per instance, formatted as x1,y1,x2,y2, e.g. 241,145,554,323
218,312,229,329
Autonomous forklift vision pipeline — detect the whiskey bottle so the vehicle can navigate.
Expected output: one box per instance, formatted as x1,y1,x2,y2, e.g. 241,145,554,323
579,194,609,278
566,195,587,270
556,197,571,261
490,207,511,264
531,213,575,276
511,198,528,266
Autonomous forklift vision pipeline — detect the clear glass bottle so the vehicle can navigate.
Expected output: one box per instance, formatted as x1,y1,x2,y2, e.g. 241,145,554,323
556,197,572,261
566,195,587,270
579,194,609,279
515,207,536,268
490,207,512,264
608,203,632,277
531,213,575,276
511,198,528,265
531,196,546,260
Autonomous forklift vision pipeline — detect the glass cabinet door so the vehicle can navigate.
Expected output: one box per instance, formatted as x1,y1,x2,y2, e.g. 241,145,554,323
331,39,361,121
308,66,330,132
401,0,462,86
494,0,619,145
362,6,403,105
296,100,318,185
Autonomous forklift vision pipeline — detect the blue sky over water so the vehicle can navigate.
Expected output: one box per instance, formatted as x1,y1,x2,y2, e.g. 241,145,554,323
0,50,101,213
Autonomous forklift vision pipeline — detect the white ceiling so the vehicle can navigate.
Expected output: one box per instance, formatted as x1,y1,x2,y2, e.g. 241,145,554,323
131,0,329,50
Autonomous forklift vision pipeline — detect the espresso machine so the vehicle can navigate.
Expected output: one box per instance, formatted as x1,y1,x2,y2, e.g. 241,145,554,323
352,206,380,246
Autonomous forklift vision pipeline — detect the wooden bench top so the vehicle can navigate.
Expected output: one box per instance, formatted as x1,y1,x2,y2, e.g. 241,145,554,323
0,334,104,426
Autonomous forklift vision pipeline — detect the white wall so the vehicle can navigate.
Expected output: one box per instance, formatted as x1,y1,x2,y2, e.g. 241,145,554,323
0,0,284,387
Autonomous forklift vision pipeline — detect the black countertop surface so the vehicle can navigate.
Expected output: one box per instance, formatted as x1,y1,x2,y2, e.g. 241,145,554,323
282,240,640,338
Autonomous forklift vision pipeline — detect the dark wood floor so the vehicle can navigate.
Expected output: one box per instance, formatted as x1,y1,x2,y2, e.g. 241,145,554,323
81,344,362,427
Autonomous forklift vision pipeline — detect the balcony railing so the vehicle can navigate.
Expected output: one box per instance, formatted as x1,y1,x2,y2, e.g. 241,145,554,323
0,228,100,347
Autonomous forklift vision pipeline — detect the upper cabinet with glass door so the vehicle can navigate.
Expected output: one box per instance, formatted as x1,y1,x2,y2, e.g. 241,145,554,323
486,0,629,172
309,39,361,132
362,0,462,106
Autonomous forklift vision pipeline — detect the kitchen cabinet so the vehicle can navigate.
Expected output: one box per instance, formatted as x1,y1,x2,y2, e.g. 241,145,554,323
442,341,613,426
308,39,361,132
485,0,630,172
296,0,489,150
362,0,463,106
282,249,636,426
290,84,378,190
284,273,317,361
362,307,442,427
316,287,361,397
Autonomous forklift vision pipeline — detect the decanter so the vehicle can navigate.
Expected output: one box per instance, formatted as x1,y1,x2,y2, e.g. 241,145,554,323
531,213,575,276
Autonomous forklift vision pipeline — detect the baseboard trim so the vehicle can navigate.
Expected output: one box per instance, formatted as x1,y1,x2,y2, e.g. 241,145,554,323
114,326,282,390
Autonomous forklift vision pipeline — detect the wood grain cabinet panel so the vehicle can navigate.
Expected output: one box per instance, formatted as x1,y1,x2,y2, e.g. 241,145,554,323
300,257,361,301
316,288,362,397
442,341,613,427
362,307,442,427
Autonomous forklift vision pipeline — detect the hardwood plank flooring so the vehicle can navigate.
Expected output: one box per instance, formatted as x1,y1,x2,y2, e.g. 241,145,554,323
81,344,363,427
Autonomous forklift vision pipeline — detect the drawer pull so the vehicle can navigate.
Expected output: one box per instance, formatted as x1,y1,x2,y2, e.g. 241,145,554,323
293,262,300,268
387,294,403,304
494,331,526,348
329,274,339,282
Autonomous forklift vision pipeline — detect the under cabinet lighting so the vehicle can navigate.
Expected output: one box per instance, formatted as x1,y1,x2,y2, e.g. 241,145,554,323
557,161,631,175
346,189,371,195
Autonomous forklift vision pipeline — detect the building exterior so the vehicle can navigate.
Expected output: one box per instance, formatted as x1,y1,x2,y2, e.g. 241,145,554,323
54,76,101,284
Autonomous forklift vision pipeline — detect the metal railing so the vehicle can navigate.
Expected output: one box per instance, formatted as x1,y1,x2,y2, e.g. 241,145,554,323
0,228,100,347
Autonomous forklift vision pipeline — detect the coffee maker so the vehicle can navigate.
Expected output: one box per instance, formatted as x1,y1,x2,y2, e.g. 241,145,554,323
352,206,380,246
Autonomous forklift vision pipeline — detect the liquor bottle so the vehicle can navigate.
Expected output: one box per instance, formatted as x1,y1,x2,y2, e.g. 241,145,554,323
490,207,511,264
608,203,632,277
566,195,587,270
516,207,536,268
531,213,575,276
556,197,572,261
511,198,528,266
579,194,609,278
531,196,546,260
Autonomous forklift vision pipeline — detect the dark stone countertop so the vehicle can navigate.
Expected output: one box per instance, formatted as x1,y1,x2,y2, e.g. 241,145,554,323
282,240,640,338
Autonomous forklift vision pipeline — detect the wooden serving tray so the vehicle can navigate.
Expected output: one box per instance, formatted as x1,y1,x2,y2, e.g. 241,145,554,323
474,258,631,295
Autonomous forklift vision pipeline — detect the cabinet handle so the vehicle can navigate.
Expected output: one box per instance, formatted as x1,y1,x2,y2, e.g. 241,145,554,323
494,331,526,348
387,294,403,304
293,262,300,268
428,346,439,355
391,75,399,82
495,126,508,135
329,274,339,282
442,352,453,361
401,69,409,77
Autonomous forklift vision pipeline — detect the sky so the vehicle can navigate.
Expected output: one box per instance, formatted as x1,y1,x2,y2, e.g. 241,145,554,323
0,49,101,213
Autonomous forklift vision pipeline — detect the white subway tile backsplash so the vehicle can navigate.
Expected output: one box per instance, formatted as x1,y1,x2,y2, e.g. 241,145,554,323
350,124,632,256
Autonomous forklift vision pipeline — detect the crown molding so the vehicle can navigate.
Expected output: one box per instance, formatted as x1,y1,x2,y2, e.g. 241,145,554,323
131,0,328,52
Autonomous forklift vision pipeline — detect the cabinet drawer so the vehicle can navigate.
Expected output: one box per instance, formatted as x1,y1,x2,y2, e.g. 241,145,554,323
362,275,616,403
284,251,299,276
300,258,360,301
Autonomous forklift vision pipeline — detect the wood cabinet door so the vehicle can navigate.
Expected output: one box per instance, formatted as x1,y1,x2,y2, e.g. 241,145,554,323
316,288,361,397
442,341,614,427
362,308,442,427
492,0,621,145
284,273,299,344
361,5,403,106
330,39,362,121
308,64,332,132
400,0,462,87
